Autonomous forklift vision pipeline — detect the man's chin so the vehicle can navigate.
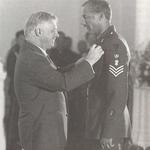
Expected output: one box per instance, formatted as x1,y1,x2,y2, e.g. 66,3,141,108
86,26,91,32
88,30,96,34
87,27,95,33
48,42,55,49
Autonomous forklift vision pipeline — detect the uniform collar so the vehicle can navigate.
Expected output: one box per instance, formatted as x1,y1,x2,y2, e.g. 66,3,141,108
97,25,116,43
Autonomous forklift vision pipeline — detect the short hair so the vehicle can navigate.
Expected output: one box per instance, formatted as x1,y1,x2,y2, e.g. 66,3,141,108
83,0,112,21
24,11,57,38
15,30,24,39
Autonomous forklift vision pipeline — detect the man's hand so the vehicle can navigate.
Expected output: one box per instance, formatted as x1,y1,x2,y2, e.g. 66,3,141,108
100,138,114,149
85,44,104,66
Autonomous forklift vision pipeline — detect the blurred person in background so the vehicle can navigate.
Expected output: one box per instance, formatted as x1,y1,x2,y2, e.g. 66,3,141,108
47,31,66,67
60,36,80,66
48,33,79,68
85,32,97,48
77,40,88,57
4,30,25,150
77,32,96,58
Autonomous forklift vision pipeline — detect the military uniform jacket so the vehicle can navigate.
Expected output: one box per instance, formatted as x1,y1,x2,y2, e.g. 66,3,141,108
14,40,94,150
85,26,131,139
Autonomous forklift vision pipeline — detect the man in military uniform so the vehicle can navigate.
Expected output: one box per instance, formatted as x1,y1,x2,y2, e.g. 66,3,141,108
82,0,131,150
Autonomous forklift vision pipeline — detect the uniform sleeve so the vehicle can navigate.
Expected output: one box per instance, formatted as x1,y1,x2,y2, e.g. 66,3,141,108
27,58,95,92
102,40,130,138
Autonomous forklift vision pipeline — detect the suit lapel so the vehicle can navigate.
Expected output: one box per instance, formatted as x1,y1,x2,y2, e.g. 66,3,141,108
25,40,57,70
46,55,57,70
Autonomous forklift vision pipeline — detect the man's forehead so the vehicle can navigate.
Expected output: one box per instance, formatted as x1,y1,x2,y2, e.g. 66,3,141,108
83,4,93,13
83,4,98,15
42,20,57,28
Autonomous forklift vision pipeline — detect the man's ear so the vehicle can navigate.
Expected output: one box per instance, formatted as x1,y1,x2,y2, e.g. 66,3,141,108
35,27,42,37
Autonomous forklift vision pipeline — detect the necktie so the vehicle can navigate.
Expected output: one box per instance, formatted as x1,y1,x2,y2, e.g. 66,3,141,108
46,55,57,70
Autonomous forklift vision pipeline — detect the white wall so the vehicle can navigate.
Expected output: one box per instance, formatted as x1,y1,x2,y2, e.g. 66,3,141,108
135,0,150,47
110,0,136,49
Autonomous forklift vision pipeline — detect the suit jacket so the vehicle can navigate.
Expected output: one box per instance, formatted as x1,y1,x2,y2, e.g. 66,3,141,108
85,26,131,140
14,40,94,150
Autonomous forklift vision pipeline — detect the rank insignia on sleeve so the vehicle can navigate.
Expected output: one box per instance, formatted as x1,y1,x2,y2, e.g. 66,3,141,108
109,65,124,77
114,54,119,58
115,60,119,66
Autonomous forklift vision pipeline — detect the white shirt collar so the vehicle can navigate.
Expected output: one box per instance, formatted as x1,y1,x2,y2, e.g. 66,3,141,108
37,46,47,56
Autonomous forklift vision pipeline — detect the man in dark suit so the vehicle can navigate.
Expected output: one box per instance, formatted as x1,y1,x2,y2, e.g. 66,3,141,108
14,11,104,150
82,1,131,150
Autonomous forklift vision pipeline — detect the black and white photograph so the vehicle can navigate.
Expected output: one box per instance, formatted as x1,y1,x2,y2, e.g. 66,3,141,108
0,0,150,150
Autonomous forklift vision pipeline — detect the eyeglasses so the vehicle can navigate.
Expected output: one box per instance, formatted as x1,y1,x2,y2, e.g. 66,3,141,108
82,14,95,20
